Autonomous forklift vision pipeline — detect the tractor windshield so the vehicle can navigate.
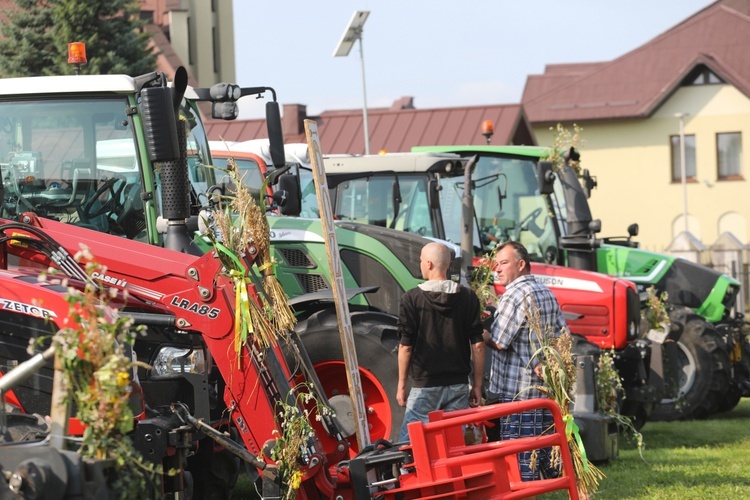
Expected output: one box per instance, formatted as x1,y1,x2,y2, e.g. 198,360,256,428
452,155,559,262
333,173,435,238
0,97,144,237
0,96,212,241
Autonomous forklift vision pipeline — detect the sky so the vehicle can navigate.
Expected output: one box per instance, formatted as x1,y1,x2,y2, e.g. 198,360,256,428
231,0,713,120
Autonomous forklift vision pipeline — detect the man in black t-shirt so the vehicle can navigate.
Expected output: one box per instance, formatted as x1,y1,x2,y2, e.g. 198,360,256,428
396,242,485,442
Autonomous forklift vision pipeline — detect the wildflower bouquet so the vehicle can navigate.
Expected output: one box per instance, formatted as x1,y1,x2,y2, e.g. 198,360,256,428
45,246,160,498
469,249,498,312
541,123,585,175
596,349,645,458
644,286,670,332
270,385,335,499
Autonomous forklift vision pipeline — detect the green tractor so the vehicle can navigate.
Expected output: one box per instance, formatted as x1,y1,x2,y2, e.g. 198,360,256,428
414,145,749,420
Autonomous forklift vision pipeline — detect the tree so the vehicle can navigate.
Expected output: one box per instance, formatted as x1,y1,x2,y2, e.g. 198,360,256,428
0,0,157,77
0,1,58,77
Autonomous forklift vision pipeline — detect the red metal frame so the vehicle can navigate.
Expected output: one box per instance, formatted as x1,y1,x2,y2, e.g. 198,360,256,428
390,399,579,499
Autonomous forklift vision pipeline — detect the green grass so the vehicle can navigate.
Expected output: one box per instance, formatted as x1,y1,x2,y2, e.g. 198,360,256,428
559,398,750,499
234,400,750,498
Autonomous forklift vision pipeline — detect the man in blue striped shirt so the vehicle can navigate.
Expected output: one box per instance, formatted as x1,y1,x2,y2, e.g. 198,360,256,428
483,241,568,481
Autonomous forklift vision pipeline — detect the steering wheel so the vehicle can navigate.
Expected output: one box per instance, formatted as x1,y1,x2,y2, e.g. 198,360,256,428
80,175,128,222
507,207,545,242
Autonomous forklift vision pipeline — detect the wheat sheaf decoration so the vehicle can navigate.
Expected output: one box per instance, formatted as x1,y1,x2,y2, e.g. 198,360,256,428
524,298,605,497
205,156,296,359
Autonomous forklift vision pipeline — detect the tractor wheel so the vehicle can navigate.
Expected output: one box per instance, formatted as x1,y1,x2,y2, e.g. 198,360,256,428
187,436,241,500
650,314,730,421
295,309,402,453
715,336,750,413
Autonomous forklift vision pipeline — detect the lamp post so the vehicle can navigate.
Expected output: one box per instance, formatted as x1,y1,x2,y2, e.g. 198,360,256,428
675,112,689,234
334,11,371,155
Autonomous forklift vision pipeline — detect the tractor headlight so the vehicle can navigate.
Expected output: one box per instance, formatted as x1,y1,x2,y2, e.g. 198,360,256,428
629,320,639,340
152,347,206,377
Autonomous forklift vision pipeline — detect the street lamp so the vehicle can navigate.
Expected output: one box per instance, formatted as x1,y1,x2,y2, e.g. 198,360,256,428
334,11,371,155
675,112,690,234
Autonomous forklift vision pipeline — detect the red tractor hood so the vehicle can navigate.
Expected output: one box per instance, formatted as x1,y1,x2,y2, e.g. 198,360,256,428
490,261,639,350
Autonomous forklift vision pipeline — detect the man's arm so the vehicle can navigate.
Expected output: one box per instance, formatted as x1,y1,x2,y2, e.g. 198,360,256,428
469,341,485,407
485,291,521,351
397,344,413,407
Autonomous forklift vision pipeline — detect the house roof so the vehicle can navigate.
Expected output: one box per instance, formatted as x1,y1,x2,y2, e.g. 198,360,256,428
205,99,536,154
522,0,750,123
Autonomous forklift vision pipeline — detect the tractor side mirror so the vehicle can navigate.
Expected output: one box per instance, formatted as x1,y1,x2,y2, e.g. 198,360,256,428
582,168,598,199
266,101,286,169
275,173,301,216
627,223,639,238
536,161,555,195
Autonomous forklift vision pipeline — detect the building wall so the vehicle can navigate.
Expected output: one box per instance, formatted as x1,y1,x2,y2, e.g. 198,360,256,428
532,84,750,254
165,0,235,86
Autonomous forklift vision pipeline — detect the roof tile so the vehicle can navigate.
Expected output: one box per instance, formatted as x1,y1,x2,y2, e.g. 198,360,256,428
205,101,535,154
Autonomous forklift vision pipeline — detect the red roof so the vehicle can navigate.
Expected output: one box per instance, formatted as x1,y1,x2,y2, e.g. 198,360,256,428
522,0,750,123
205,99,536,154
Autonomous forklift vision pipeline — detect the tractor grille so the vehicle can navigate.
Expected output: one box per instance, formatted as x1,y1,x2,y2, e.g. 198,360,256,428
294,273,328,294
278,248,314,268
0,311,56,415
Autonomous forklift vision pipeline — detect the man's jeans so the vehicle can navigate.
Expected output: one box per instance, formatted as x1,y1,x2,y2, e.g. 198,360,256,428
398,383,469,442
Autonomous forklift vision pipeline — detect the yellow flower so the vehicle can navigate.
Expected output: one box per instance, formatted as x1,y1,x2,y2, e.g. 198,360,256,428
116,371,130,387
289,470,303,490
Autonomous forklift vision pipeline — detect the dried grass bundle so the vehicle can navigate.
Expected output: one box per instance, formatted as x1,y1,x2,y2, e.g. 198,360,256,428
210,198,276,355
204,156,296,359
231,168,296,339
525,298,605,496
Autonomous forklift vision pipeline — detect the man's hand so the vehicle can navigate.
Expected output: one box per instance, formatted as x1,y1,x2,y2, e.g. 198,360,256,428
482,329,491,344
469,385,482,407
397,386,408,407
533,363,544,379
483,329,501,351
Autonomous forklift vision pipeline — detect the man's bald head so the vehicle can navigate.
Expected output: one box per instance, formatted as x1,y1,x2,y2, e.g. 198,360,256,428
420,242,451,280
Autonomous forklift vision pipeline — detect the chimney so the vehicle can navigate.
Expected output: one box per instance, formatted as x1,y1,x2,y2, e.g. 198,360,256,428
390,97,414,110
283,104,308,135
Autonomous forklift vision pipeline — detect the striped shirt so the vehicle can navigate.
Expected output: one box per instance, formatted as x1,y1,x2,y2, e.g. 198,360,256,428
488,274,567,400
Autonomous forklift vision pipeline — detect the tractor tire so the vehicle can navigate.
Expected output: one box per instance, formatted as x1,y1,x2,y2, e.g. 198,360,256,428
650,312,730,421
295,309,402,450
187,437,241,500
715,336,750,414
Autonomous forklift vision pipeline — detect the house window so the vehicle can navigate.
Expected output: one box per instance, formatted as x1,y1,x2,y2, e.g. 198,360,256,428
681,65,724,86
670,134,696,182
717,132,742,180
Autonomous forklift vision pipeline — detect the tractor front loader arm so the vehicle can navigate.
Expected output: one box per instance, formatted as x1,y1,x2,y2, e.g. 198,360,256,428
0,214,338,491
